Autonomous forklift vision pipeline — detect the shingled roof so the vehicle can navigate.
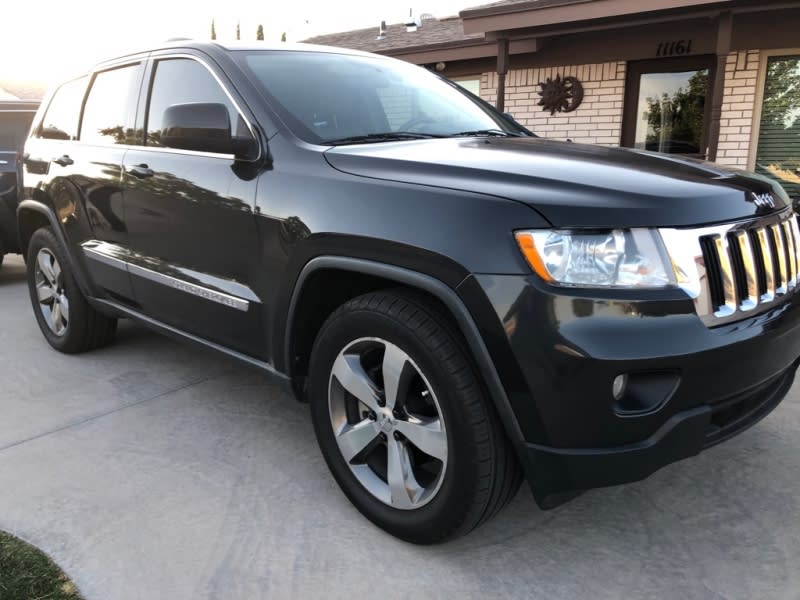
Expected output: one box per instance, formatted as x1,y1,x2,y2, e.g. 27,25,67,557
302,16,483,54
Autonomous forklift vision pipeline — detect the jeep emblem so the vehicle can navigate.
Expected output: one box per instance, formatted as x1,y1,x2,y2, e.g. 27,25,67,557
750,192,776,209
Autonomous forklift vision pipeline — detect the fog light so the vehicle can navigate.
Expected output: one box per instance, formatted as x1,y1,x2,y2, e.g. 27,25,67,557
612,371,681,416
612,374,628,401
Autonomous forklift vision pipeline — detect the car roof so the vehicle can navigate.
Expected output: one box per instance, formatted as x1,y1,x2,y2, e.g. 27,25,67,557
93,40,381,69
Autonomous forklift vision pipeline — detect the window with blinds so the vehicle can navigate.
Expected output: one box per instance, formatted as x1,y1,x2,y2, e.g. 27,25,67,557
755,55,800,199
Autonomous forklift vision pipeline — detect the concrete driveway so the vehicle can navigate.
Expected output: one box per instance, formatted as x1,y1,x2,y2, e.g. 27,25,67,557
1,253,799,599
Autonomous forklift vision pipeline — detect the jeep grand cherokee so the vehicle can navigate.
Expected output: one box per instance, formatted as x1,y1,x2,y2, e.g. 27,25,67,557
17,41,800,544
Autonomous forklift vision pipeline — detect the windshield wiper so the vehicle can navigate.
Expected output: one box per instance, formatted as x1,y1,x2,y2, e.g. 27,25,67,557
325,132,444,146
451,129,523,138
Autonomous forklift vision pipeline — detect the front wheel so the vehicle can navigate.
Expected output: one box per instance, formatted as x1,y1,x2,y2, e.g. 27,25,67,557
308,290,521,544
26,228,117,353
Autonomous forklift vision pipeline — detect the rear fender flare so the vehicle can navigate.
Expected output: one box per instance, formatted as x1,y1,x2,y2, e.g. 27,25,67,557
16,199,95,296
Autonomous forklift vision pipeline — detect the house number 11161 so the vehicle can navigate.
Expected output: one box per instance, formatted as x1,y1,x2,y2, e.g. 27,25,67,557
656,40,693,57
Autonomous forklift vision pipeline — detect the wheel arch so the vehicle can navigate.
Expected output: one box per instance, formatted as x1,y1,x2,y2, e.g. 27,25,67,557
284,256,526,451
16,199,94,296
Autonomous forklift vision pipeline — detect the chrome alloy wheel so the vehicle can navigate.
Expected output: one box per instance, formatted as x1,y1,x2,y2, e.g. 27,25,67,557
328,337,448,509
34,248,69,337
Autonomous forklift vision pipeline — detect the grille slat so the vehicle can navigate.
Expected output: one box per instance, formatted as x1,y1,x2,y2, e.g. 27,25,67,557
698,214,800,319
791,218,800,285
731,230,758,311
782,220,797,289
700,236,725,311
713,235,737,317
754,227,776,302
770,223,789,295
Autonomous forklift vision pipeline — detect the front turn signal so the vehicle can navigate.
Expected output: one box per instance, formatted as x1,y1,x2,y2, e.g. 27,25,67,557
514,231,554,282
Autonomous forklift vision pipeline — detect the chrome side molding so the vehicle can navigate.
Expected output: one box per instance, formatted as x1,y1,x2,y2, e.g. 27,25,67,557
82,240,251,312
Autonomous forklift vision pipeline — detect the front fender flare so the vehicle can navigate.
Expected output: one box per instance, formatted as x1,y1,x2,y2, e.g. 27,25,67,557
285,255,526,450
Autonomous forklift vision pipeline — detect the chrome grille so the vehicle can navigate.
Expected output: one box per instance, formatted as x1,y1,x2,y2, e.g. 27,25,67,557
660,210,800,325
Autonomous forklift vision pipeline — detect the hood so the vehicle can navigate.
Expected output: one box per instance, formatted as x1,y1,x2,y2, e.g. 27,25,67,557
324,137,791,228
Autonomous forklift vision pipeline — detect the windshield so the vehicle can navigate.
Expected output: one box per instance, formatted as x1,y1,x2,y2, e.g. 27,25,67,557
235,50,528,144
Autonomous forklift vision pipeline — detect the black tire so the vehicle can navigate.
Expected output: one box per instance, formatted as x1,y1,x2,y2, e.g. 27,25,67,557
308,289,522,544
26,227,117,353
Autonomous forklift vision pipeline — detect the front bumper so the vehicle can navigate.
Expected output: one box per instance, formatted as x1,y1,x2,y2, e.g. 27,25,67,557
473,274,800,507
525,361,797,507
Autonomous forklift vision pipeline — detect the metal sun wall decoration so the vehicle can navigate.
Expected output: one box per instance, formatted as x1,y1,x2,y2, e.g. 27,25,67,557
537,75,584,115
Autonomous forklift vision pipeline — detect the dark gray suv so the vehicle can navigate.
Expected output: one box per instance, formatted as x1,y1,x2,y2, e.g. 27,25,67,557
1,99,38,266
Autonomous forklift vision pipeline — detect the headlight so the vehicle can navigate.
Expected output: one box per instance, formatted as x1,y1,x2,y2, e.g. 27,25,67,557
514,229,675,288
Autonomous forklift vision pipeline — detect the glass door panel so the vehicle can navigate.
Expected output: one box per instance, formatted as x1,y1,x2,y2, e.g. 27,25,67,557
634,69,709,155
755,55,800,199
623,56,715,158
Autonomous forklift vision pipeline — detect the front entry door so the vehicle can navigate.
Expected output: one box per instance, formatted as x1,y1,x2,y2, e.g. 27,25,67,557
122,56,265,358
623,56,716,158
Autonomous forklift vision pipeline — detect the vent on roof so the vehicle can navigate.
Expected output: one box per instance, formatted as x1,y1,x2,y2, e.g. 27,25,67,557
376,20,387,40
405,9,421,32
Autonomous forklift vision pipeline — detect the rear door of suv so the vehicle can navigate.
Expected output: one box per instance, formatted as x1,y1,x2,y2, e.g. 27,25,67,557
24,61,144,302
121,52,264,358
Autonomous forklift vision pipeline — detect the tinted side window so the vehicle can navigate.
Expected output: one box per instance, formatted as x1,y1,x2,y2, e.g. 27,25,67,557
146,58,245,148
81,64,142,145
39,77,88,140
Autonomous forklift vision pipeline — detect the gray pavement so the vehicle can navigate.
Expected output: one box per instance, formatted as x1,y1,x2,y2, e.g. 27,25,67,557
1,253,799,599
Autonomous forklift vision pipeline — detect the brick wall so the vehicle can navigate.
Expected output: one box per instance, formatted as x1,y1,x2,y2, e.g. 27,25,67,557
480,62,626,146
478,52,763,167
716,50,760,168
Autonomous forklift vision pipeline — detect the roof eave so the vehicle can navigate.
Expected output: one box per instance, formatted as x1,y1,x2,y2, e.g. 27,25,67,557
460,0,735,34
381,38,490,57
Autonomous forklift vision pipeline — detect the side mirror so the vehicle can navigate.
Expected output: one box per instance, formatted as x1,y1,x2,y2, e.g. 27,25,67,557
161,103,235,155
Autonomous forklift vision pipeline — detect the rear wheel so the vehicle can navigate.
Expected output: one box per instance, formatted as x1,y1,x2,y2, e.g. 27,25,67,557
308,290,522,544
26,228,117,353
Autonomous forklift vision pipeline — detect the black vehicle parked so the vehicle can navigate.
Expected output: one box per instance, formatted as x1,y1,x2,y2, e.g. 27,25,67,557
18,42,800,543
0,99,39,267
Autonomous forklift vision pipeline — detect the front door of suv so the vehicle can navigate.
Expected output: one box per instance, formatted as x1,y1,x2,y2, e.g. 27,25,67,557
122,55,264,357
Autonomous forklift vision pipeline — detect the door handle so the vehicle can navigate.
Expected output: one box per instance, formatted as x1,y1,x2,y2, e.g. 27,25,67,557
53,155,74,166
126,164,154,179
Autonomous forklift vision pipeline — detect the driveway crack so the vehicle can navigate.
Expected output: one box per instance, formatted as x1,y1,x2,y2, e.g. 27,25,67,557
0,375,214,454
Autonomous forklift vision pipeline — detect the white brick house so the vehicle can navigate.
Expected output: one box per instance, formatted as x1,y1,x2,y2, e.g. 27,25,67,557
480,63,627,147
306,0,800,198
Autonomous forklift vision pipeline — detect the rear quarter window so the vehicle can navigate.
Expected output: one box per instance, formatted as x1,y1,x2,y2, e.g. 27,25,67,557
81,64,142,145
39,77,88,141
